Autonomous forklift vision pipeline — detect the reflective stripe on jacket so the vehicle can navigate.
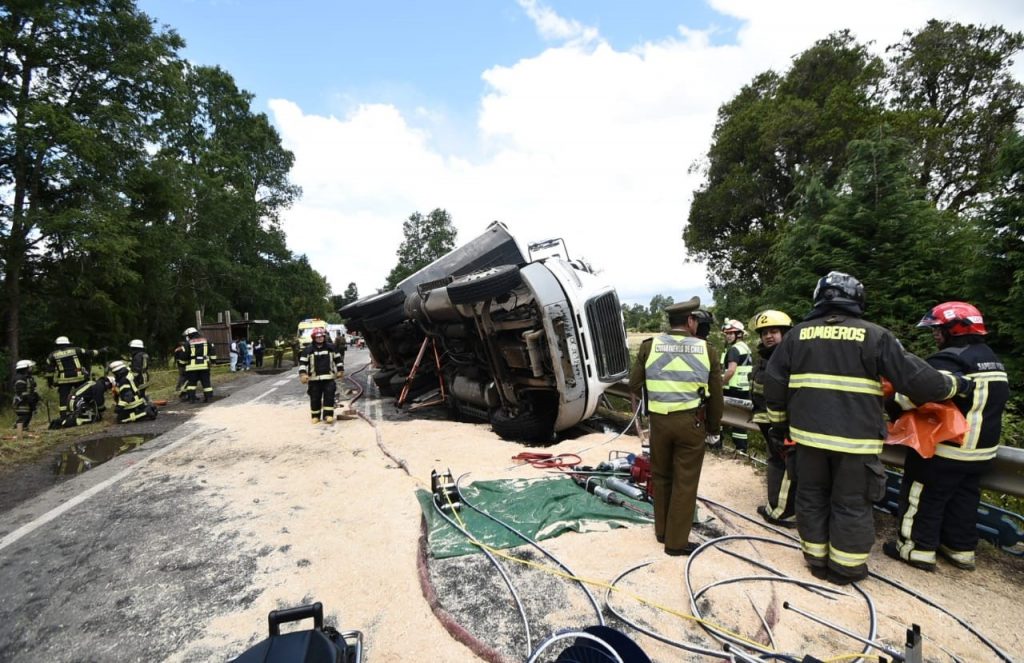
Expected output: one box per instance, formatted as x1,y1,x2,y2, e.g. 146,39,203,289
130,350,150,390
644,333,711,415
48,347,91,384
184,338,213,371
116,374,146,411
764,313,957,455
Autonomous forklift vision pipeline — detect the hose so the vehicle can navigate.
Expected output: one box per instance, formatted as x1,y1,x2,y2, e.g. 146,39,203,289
455,474,606,628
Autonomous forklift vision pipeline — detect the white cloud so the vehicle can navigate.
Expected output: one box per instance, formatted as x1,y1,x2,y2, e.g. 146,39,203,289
273,0,1024,308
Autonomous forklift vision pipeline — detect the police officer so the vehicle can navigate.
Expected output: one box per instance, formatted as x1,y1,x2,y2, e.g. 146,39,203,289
764,272,968,584
884,302,1009,572
299,327,344,424
13,359,40,432
176,327,216,402
749,310,796,528
45,336,101,416
128,339,150,400
629,297,723,556
109,360,157,423
720,319,752,452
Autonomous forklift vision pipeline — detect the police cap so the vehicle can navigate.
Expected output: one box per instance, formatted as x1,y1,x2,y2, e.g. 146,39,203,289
665,296,701,324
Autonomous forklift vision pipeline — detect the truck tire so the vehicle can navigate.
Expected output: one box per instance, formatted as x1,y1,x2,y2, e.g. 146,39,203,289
363,305,408,331
373,369,397,397
446,265,522,305
339,289,405,320
490,401,556,443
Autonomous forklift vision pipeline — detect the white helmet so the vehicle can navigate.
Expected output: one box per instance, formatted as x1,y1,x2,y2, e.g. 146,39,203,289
184,327,199,336
722,319,745,335
16,359,33,371
55,335,70,345
129,339,144,349
108,360,128,373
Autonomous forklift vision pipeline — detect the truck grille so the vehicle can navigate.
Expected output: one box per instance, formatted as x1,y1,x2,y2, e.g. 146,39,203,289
585,292,629,381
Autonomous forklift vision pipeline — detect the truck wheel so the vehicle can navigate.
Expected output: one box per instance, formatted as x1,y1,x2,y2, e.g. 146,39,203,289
340,289,405,320
490,402,556,443
373,369,397,396
364,305,408,331
446,265,522,305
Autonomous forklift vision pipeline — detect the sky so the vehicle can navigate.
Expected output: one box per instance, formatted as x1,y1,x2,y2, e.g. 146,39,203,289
139,0,1024,308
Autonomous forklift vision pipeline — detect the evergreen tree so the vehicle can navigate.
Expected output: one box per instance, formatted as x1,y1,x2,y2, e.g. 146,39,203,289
385,209,457,289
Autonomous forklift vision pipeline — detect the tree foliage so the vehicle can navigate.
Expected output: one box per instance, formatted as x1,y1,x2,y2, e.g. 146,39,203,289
384,209,458,289
0,0,331,373
687,21,1024,394
621,295,674,332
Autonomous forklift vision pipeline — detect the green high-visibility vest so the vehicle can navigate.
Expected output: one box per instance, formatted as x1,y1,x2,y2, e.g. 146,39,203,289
644,334,711,415
722,340,752,390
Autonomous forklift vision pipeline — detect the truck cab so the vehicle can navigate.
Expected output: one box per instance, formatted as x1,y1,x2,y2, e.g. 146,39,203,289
339,222,629,442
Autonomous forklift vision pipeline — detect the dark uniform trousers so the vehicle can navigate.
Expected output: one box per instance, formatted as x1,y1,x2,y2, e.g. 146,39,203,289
797,446,886,578
896,453,989,562
650,410,705,550
308,379,337,419
757,422,797,520
58,381,85,415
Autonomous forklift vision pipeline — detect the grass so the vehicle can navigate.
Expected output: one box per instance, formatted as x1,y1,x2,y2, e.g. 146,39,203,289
0,362,253,471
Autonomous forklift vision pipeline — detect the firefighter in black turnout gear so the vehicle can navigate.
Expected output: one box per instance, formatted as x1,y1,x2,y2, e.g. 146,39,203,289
749,310,796,528
764,272,968,584
51,377,112,428
884,302,1009,572
177,327,216,403
109,360,157,424
299,327,344,424
128,339,150,400
13,359,40,431
45,336,102,416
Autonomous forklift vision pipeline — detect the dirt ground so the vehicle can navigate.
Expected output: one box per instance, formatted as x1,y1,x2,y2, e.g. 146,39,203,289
154,380,1021,662
3,366,1021,662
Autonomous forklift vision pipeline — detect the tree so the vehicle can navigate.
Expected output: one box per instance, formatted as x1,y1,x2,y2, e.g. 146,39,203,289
0,0,183,364
767,132,969,348
887,21,1024,214
685,32,884,312
384,209,457,289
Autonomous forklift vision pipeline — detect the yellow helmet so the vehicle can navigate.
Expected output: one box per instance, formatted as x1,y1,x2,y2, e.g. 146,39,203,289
752,310,792,331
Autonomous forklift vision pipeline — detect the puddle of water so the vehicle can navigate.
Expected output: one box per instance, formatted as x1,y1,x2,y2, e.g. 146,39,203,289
54,435,154,476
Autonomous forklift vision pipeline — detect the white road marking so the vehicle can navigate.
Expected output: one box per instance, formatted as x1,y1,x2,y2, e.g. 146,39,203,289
272,379,290,387
0,381,288,554
0,429,202,553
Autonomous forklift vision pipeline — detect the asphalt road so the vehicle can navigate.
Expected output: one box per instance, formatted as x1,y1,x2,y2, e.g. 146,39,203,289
0,355,370,662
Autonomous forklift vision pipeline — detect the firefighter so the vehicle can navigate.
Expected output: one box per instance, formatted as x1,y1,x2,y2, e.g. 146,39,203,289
45,336,102,416
13,359,40,432
763,272,969,584
299,327,344,424
719,319,752,452
749,310,796,528
128,339,150,400
109,360,157,423
693,309,714,340
629,297,723,556
884,302,1009,572
51,376,112,428
176,327,216,403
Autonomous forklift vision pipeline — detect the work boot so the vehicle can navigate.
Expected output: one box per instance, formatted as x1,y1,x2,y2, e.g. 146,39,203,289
808,565,829,581
883,541,936,572
937,546,976,571
204,393,211,403
324,415,334,424
311,417,321,425
757,505,796,529
664,541,700,556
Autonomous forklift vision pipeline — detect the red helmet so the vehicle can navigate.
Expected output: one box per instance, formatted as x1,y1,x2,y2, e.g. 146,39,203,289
311,327,327,339
917,301,987,336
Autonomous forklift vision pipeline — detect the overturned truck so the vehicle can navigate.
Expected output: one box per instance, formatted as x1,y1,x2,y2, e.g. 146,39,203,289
340,222,630,442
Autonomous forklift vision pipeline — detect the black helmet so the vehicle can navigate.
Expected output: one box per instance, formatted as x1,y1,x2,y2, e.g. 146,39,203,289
812,271,865,311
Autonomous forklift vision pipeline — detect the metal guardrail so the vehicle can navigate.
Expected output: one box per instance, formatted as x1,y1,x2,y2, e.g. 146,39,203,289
605,383,1024,498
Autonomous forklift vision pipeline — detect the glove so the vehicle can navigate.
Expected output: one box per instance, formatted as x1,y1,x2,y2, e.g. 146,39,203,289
955,376,974,399
705,433,721,447
336,370,345,380
766,426,788,458
299,373,309,384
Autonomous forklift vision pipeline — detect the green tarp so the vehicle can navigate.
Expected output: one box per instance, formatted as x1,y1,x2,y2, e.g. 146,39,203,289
416,476,653,559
